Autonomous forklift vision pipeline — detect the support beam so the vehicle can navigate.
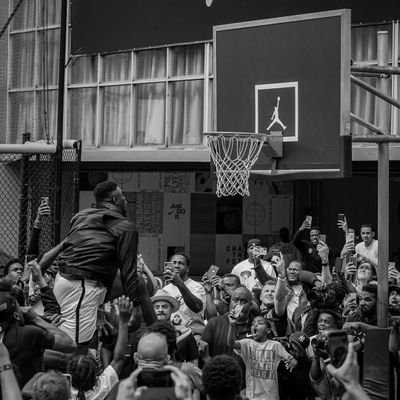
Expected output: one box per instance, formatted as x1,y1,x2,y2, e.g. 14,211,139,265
376,31,390,328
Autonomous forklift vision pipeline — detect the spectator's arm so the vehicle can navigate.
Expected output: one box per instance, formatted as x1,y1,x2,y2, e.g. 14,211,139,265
293,228,308,254
138,272,157,326
253,258,275,286
110,296,133,376
117,229,140,305
227,320,241,350
39,242,64,272
273,255,287,317
317,243,332,284
0,343,22,400
171,275,203,313
326,343,371,400
202,273,218,319
299,270,320,286
22,308,77,353
138,255,157,297
29,261,61,316
27,202,51,257
309,356,323,381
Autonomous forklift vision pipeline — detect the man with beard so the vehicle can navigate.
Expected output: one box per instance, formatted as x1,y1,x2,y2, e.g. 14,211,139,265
163,253,205,337
202,273,240,319
285,261,308,320
258,255,296,338
345,284,377,327
48,181,141,345
151,289,198,363
293,219,332,273
201,286,253,358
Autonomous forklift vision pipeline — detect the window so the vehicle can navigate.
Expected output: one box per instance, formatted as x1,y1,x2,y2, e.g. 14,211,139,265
67,43,212,148
5,0,61,144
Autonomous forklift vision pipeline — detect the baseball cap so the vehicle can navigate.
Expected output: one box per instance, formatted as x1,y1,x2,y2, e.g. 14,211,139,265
289,331,310,350
247,239,262,249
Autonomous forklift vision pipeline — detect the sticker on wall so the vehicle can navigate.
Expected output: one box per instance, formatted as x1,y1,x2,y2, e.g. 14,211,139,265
215,234,244,273
163,172,195,193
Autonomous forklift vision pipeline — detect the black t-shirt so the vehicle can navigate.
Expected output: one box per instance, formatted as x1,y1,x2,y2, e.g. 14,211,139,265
278,357,312,400
175,331,198,363
201,314,252,357
4,323,55,387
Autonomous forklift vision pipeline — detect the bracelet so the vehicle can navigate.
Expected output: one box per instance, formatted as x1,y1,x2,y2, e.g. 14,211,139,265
278,275,287,281
0,364,13,373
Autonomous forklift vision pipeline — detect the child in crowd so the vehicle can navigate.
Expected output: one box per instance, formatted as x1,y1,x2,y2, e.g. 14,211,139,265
227,311,297,400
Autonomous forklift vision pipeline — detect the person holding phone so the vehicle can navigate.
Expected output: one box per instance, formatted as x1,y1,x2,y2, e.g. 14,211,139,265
162,253,205,337
293,219,333,273
231,239,276,292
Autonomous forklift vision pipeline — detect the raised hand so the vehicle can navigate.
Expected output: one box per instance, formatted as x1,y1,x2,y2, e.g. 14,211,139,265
116,295,133,324
201,272,213,293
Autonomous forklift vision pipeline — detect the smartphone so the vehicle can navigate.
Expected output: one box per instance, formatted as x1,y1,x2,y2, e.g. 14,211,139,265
207,265,220,281
252,246,267,256
305,215,312,227
389,262,396,270
62,373,72,390
338,213,346,222
164,261,174,272
233,304,244,319
137,369,173,388
326,330,348,368
346,232,355,246
319,234,326,243
41,196,49,206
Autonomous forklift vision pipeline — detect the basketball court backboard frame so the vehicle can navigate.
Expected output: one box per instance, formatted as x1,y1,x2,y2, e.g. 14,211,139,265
212,9,352,180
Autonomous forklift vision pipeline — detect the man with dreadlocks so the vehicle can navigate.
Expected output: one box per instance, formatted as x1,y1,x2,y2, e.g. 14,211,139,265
67,296,133,400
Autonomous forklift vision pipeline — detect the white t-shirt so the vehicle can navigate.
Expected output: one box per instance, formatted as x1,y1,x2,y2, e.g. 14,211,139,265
231,259,276,291
234,339,291,400
355,239,378,267
163,278,206,334
70,365,118,400
286,284,303,320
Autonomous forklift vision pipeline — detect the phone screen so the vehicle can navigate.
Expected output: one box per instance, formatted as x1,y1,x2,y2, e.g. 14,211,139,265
137,369,173,387
327,330,348,368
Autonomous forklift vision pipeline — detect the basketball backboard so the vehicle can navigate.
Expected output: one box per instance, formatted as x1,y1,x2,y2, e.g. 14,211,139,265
213,9,352,179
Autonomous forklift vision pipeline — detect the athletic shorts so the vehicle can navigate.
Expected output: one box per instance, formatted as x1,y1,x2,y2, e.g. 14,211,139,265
53,273,107,344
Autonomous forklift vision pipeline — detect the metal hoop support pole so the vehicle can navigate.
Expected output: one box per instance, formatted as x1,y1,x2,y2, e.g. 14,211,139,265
377,31,390,328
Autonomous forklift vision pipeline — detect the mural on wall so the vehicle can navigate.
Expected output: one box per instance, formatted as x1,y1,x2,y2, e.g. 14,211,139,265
79,171,293,276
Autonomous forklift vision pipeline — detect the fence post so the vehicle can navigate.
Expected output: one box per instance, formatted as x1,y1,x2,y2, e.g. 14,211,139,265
18,132,30,259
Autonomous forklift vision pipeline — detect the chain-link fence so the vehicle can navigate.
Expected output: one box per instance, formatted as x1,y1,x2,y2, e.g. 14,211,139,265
0,138,81,269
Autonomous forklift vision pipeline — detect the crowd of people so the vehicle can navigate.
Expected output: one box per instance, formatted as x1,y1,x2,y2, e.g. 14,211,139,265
0,180,398,400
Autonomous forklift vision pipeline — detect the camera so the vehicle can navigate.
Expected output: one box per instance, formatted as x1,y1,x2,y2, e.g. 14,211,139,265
307,283,345,310
137,368,173,387
311,335,329,361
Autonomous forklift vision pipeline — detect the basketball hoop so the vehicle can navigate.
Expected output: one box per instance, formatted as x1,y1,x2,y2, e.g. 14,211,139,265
204,132,267,197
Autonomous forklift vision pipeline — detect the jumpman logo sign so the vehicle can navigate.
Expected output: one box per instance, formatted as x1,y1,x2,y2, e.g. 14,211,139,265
267,96,287,131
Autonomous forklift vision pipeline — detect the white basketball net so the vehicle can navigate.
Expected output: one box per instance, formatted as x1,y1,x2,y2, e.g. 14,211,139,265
205,134,265,197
